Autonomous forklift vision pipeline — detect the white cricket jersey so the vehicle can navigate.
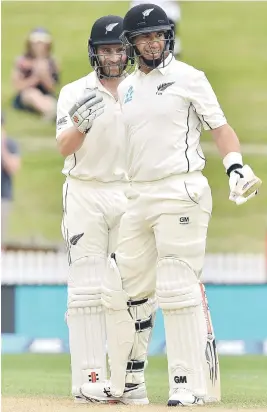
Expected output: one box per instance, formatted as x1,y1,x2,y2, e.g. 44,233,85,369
118,55,227,182
56,72,127,182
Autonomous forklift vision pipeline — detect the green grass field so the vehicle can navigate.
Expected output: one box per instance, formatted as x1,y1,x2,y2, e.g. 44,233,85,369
2,354,267,410
1,2,267,251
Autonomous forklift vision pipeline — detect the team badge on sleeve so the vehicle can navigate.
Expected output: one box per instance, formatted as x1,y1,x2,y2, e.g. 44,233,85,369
124,85,134,104
57,116,68,129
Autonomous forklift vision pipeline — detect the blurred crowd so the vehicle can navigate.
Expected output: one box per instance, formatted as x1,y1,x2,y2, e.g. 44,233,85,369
1,113,21,244
11,27,59,122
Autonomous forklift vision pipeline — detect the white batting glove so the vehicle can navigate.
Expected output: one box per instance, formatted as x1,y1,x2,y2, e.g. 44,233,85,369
228,165,262,205
68,91,105,134
223,153,262,205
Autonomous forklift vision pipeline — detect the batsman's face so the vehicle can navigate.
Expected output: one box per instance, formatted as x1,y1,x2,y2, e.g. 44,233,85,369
133,31,165,60
97,44,127,77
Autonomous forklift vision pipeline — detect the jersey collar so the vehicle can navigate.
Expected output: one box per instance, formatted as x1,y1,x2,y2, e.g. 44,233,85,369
87,71,127,99
156,53,174,75
85,71,115,99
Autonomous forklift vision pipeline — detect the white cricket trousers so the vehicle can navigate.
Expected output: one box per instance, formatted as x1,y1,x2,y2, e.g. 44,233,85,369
62,177,128,264
61,177,128,394
116,172,212,299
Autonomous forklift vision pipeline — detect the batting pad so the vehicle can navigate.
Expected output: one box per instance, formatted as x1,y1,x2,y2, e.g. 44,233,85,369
102,254,135,397
67,256,107,397
157,257,207,399
102,254,155,397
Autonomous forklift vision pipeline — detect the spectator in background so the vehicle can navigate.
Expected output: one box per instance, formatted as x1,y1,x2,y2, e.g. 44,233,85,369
11,27,59,121
130,0,182,56
1,113,21,243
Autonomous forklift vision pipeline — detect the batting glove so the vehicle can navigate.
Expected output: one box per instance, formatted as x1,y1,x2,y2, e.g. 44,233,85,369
68,91,105,134
223,153,262,205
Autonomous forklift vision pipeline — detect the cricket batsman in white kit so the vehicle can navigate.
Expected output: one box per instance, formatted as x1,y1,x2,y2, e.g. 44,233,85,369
56,15,155,403
81,4,262,406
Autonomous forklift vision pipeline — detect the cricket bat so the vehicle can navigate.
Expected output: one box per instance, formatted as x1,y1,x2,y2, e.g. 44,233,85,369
200,283,221,403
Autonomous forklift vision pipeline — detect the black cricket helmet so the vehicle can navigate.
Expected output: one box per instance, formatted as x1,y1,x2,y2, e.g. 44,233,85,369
88,15,132,78
121,3,174,68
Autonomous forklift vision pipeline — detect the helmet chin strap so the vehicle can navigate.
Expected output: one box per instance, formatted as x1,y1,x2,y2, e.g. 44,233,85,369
140,54,163,69
98,68,123,79
133,42,167,70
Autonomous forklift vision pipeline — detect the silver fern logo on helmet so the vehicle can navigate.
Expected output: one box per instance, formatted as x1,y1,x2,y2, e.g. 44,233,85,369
142,8,154,19
105,23,119,34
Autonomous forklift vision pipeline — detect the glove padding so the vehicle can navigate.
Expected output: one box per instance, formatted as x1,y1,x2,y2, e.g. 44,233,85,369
228,165,262,205
68,91,105,134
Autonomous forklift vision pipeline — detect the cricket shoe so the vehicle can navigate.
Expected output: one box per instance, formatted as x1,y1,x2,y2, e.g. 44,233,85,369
74,395,88,404
80,382,149,405
168,388,204,406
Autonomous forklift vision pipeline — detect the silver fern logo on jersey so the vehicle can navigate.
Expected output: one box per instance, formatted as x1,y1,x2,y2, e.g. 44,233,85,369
105,23,119,34
142,8,154,19
124,85,134,104
156,82,175,95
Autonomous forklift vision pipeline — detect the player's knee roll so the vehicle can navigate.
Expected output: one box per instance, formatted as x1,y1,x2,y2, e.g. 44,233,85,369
157,284,202,310
101,285,129,310
68,286,101,308
67,256,106,309
156,257,202,310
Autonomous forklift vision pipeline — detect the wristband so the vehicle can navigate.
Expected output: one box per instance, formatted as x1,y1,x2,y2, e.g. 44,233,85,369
223,152,243,176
